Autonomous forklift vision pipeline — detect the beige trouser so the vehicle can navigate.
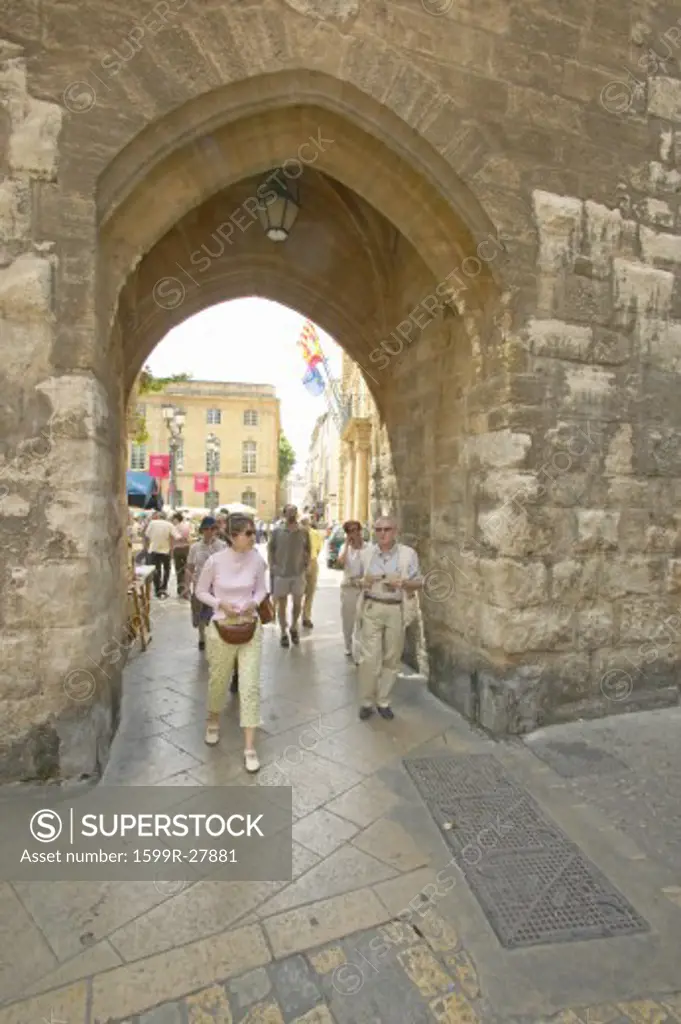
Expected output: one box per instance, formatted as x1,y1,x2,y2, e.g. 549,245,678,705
340,585,360,651
303,560,319,621
206,620,262,728
357,600,405,707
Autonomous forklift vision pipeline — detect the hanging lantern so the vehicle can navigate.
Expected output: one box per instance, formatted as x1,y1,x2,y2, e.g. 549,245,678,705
256,170,301,242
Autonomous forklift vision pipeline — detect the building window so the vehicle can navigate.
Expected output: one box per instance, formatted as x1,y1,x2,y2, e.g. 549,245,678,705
136,403,146,418
130,443,146,470
244,409,258,427
242,441,257,474
173,441,184,472
242,489,256,508
205,491,219,508
206,448,220,473
207,408,221,425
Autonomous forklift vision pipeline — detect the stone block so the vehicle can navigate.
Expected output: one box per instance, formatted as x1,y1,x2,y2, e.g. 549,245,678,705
476,470,541,504
635,198,675,229
463,428,532,469
0,176,30,242
478,557,548,607
532,190,583,273
618,599,681,644
575,604,616,649
666,559,681,593
576,509,619,551
36,373,109,440
640,226,681,265
613,258,675,327
648,77,681,123
603,424,634,476
591,327,631,364
563,364,617,409
9,95,63,179
583,201,625,278
526,318,591,360
646,320,681,372
477,665,546,734
479,602,573,653
551,557,602,604
0,253,53,321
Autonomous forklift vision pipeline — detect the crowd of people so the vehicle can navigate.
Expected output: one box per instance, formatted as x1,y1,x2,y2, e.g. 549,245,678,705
128,505,423,774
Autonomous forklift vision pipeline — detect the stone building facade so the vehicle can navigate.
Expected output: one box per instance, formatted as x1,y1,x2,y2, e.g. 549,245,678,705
2,0,681,780
129,380,280,517
305,411,341,523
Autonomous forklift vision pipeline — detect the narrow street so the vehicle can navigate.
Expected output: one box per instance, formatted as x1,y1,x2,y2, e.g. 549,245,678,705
2,557,681,1023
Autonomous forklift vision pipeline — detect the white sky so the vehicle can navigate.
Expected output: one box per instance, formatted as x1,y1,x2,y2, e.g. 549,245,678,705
145,298,343,471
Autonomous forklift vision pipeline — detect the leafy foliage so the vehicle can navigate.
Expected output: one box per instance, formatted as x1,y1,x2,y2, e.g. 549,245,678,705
132,366,192,444
278,432,296,481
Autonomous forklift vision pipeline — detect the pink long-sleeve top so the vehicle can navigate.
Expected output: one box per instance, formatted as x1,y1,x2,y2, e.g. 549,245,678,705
195,547,268,622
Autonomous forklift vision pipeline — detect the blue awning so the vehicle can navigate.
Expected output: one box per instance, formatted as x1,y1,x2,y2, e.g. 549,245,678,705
126,471,160,508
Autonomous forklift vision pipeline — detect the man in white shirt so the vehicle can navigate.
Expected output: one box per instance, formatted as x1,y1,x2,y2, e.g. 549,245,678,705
145,511,175,598
356,515,422,720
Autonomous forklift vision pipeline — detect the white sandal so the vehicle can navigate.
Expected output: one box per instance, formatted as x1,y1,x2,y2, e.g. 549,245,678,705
244,749,260,773
204,722,220,745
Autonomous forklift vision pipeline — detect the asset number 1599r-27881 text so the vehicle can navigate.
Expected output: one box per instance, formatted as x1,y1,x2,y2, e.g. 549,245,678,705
132,849,237,863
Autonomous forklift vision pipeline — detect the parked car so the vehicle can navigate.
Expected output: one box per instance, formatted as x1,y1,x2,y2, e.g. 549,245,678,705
327,524,370,568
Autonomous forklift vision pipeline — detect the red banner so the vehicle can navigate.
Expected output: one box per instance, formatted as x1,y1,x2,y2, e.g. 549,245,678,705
149,454,170,479
194,473,210,493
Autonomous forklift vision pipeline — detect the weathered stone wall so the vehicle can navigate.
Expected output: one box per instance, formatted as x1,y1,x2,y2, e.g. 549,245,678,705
3,0,681,779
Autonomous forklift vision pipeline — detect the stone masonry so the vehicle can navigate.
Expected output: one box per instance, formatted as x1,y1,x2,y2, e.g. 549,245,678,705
2,1,681,780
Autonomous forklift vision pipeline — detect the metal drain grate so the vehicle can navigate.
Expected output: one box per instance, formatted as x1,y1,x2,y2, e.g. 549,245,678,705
404,754,649,949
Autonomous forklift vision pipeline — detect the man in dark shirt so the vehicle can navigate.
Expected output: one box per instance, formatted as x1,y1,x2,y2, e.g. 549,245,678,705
268,504,310,647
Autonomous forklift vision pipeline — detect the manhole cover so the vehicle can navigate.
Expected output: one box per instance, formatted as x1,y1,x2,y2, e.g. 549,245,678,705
403,754,649,949
527,740,630,778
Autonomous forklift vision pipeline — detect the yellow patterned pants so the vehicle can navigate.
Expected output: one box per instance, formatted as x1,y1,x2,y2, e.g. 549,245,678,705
206,620,263,728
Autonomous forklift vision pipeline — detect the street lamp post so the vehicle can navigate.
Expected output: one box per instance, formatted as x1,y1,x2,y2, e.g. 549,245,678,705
162,404,185,510
206,433,220,514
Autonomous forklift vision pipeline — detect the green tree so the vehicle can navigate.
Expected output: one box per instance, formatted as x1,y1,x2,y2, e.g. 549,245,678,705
132,366,192,444
278,432,296,482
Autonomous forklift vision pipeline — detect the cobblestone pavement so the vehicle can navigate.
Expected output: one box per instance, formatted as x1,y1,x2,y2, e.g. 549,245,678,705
2,556,681,1023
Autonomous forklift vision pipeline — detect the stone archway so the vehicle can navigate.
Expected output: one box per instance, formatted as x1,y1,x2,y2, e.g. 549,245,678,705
3,0,681,782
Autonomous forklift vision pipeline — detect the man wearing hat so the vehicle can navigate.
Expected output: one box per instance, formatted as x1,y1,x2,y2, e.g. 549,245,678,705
185,516,226,651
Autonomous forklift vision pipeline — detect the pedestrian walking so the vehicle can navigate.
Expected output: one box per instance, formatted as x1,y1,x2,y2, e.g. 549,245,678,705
145,510,174,598
337,520,367,659
355,515,422,720
268,504,310,647
300,515,323,629
185,516,226,650
196,514,268,771
171,511,191,597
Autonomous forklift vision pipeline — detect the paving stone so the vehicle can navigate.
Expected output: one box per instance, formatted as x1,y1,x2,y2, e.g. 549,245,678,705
140,1003,185,1024
429,991,479,1022
238,1001,284,1024
324,776,402,827
0,982,88,1024
91,925,270,1021
227,968,272,1011
186,984,232,1024
263,889,391,959
351,817,430,872
397,943,457,999
292,809,359,857
269,955,322,1017
442,950,479,999
289,1009,335,1024
257,845,397,918
307,946,347,975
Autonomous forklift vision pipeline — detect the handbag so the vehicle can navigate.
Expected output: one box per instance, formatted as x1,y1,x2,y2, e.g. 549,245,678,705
258,594,274,625
214,619,257,645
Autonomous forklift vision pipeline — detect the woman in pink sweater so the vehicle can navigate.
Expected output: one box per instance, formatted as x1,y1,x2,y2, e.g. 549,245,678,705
196,514,268,772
